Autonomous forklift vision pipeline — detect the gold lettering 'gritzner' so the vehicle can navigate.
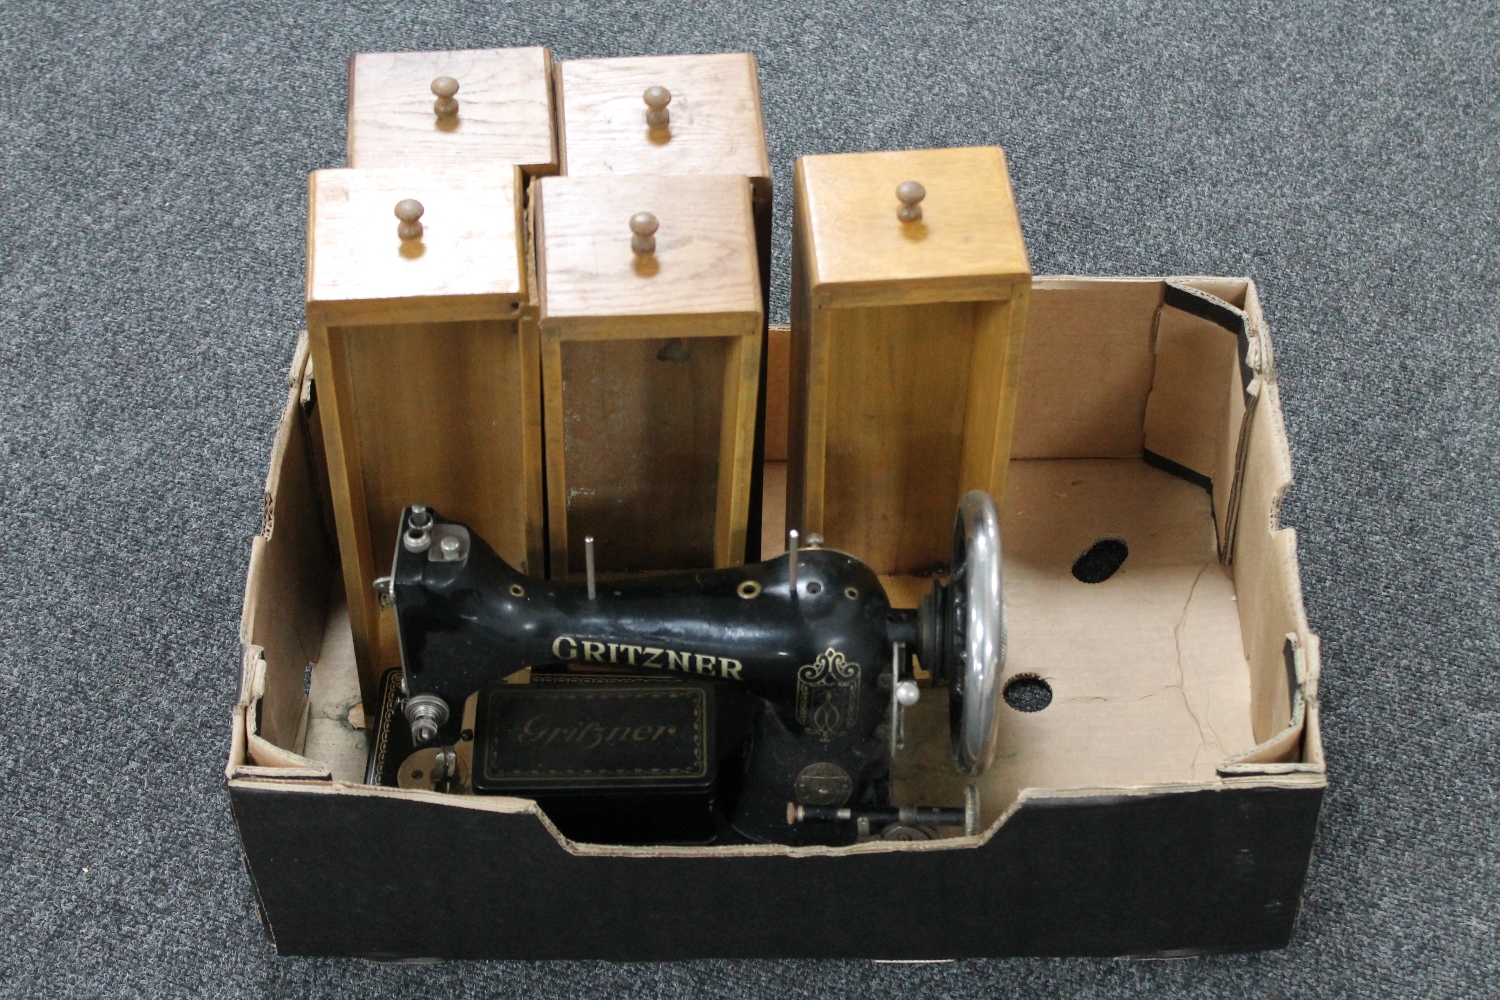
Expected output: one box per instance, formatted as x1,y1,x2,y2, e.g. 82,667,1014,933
550,635,744,681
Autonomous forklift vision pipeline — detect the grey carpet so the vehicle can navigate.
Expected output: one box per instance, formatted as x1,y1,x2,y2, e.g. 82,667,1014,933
2,1,1496,996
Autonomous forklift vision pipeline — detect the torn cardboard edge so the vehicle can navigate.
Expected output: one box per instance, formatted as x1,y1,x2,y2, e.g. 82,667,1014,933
1218,635,1310,774
228,275,1324,855
1163,281,1257,394
1142,280,1260,562
1230,375,1321,762
228,330,335,780
233,643,330,780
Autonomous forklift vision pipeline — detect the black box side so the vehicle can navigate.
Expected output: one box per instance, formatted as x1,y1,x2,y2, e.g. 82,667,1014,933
229,780,1322,960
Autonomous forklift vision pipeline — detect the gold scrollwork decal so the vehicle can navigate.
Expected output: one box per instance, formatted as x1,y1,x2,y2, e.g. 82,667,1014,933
796,647,861,741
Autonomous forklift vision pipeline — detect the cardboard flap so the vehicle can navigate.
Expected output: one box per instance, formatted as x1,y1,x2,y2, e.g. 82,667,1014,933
1010,278,1162,460
1218,634,1306,772
1142,282,1256,558
228,771,1323,958
1162,281,1257,387
1242,279,1273,373
1299,633,1325,769
232,335,338,773
243,734,332,778
1232,380,1318,751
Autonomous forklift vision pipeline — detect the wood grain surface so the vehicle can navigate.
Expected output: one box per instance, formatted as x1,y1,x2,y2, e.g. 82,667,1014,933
307,166,524,323
535,174,761,576
819,301,980,573
556,337,728,574
557,53,770,187
337,320,536,577
347,47,556,172
797,147,1029,307
535,174,761,337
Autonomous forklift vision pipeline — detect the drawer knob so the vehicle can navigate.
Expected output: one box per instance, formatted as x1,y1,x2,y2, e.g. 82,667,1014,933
431,76,460,118
896,181,926,223
395,199,425,241
643,85,672,127
630,212,659,255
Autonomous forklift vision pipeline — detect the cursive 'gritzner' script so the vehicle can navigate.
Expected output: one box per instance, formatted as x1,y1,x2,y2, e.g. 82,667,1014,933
517,714,678,749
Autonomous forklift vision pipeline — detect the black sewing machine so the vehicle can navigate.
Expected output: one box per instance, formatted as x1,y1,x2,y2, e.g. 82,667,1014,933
365,492,1006,847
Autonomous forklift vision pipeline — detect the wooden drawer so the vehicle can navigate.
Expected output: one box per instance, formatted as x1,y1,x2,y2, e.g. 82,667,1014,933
305,165,543,705
534,173,762,576
788,147,1031,575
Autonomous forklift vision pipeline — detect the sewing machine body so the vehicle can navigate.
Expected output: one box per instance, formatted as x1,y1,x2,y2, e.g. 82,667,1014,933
371,486,1007,846
385,505,916,844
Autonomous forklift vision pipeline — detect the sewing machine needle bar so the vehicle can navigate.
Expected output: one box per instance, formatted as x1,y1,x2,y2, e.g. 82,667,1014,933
585,536,597,600
787,529,799,598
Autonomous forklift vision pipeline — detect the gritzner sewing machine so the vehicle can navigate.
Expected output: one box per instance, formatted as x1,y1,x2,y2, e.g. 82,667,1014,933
367,490,1006,846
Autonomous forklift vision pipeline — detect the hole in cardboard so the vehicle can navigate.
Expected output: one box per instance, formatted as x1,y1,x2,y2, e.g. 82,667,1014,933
1072,538,1128,583
1003,675,1053,713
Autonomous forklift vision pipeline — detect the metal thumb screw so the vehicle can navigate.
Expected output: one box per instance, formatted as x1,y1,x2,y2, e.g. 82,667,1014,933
896,180,926,223
431,76,459,118
643,85,671,127
630,212,658,255
395,199,424,241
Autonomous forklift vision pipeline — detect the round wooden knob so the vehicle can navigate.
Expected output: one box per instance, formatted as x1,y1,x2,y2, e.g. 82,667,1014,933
630,212,658,254
395,198,424,241
896,180,926,223
431,76,459,118
643,85,671,127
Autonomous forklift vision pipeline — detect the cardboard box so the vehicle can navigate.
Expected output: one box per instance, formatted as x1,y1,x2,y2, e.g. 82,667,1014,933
229,275,1324,959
